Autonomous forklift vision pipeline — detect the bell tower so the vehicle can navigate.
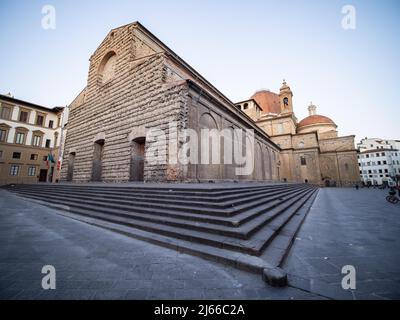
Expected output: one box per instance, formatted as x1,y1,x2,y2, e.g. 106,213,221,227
279,80,293,114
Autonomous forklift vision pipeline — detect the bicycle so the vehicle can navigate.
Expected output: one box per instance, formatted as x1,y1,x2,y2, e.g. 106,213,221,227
386,190,399,204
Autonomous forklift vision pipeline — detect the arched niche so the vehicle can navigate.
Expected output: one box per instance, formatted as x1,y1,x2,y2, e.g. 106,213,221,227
98,51,117,84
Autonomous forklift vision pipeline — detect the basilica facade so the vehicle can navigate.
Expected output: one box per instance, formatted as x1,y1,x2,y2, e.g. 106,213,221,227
60,22,280,183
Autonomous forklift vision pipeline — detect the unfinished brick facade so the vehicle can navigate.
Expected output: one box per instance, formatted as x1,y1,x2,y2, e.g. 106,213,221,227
61,22,280,183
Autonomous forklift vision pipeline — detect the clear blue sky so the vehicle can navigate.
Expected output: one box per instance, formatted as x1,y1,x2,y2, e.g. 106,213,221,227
0,0,399,142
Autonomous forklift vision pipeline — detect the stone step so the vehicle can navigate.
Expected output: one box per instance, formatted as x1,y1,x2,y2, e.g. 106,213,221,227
229,189,318,256
47,208,286,286
8,183,299,210
4,183,319,287
14,187,315,252
6,183,288,196
13,186,312,233
11,188,298,226
11,184,309,218
6,183,299,205
261,190,319,267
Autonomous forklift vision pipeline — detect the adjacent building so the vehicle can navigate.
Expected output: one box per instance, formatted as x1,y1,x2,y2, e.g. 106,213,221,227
357,138,400,186
0,94,68,184
236,83,360,186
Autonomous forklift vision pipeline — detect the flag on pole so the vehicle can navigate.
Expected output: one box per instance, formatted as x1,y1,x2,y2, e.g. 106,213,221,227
46,153,55,167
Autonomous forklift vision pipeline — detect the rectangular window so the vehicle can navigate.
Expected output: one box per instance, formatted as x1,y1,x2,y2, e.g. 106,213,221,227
0,105,12,120
0,150,3,158
30,154,38,160
48,120,54,128
12,152,21,159
15,132,25,144
10,165,20,176
376,153,380,157
366,154,370,158
383,161,387,165
385,169,388,173
43,155,48,161
300,157,307,166
0,129,7,142
19,111,29,123
45,139,51,148
28,166,36,176
32,135,41,147
381,152,385,156
36,114,44,126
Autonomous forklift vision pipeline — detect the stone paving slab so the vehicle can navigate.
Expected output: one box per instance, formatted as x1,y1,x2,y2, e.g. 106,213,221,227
0,189,320,300
283,188,400,300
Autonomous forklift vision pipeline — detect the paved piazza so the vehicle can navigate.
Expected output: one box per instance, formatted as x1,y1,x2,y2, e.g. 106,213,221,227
0,187,399,300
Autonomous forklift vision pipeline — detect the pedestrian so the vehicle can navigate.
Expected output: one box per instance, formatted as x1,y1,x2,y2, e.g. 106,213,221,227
355,184,359,190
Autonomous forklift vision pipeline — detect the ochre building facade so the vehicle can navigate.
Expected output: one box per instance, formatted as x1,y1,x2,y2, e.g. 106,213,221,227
0,94,67,185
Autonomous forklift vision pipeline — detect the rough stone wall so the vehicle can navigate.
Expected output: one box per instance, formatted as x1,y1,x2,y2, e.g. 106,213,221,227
277,149,321,184
61,23,281,183
61,25,187,182
319,151,360,186
258,116,296,136
271,134,292,150
278,151,295,182
318,135,360,186
292,150,321,183
319,135,356,153
184,86,279,182
292,133,319,149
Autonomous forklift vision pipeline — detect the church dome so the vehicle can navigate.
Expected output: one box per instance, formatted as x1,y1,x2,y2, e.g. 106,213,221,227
298,115,336,128
251,90,281,114
297,103,337,134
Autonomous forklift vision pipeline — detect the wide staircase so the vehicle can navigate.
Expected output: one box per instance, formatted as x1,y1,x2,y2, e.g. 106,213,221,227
3,183,319,286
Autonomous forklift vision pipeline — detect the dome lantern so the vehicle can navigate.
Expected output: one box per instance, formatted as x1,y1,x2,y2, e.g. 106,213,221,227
308,102,317,116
